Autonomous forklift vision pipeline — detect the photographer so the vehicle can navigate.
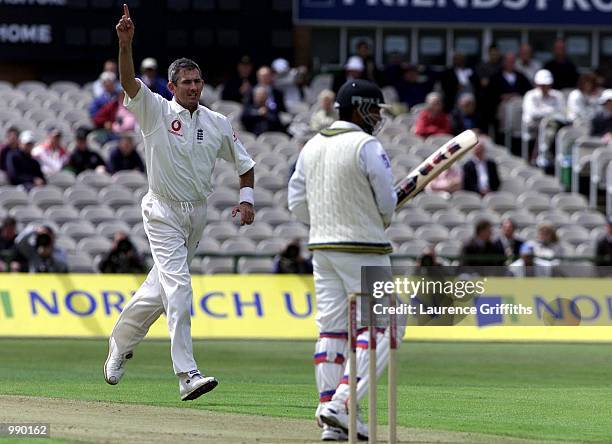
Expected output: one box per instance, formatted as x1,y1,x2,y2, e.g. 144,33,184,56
15,225,68,273
273,239,312,274
99,232,146,274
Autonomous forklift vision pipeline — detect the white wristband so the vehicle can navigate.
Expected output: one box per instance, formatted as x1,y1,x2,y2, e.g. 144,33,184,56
239,187,254,205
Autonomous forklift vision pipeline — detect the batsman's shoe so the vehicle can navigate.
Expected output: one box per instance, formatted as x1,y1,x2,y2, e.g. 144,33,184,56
103,346,133,385
321,424,348,441
179,370,218,401
319,401,368,441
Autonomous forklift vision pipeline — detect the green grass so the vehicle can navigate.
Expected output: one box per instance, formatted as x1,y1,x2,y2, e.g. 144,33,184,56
0,339,610,443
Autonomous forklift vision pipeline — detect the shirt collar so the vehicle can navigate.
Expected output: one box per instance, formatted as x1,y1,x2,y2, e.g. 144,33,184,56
329,121,363,131
170,97,201,116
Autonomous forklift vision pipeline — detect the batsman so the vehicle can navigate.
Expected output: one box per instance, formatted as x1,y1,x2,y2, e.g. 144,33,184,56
288,79,407,441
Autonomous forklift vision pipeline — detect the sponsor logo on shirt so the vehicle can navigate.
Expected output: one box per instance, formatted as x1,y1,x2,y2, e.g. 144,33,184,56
380,153,391,168
197,128,204,142
169,119,183,136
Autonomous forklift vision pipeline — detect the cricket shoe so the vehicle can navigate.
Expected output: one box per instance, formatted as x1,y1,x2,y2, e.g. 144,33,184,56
319,400,368,441
321,424,348,441
179,370,218,401
103,340,133,385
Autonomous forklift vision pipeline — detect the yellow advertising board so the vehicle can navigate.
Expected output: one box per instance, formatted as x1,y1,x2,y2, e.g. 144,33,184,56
0,274,610,342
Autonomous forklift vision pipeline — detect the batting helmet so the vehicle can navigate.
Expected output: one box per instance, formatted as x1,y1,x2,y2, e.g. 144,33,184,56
335,79,387,135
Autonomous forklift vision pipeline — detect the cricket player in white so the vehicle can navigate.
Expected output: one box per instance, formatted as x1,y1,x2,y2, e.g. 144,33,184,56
289,79,406,441
104,5,256,401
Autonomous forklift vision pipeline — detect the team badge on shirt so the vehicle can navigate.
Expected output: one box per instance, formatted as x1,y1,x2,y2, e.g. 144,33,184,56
197,129,204,142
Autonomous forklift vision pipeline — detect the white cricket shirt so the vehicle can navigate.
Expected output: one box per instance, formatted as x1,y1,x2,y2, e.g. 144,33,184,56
124,79,255,202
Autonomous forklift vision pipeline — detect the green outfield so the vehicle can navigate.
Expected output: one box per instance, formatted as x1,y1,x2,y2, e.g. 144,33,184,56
0,338,610,443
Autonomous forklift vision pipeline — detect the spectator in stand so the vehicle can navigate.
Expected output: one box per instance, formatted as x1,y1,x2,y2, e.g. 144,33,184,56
6,131,45,190
93,59,121,98
108,134,145,174
476,44,502,90
92,91,137,136
273,239,312,274
594,216,612,266
426,165,463,195
332,56,364,94
416,246,441,268
515,43,542,85
272,58,306,109
590,89,612,141
0,126,19,172
221,55,256,103
461,219,505,267
310,89,337,132
250,66,286,113
241,86,285,136
139,57,172,100
31,127,68,176
462,138,500,195
508,243,553,277
0,217,24,272
522,69,566,163
451,93,485,135
529,223,564,263
494,218,524,263
543,39,579,90
488,52,532,133
355,40,383,85
89,72,119,118
15,225,68,273
414,92,451,138
99,231,146,274
567,73,601,126
440,53,479,113
394,63,434,109
66,127,107,175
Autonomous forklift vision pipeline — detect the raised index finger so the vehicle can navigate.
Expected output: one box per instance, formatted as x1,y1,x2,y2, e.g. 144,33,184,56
123,3,130,18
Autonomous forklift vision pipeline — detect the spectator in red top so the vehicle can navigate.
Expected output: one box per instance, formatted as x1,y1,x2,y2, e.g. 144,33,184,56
92,91,137,134
414,92,451,137
31,127,68,176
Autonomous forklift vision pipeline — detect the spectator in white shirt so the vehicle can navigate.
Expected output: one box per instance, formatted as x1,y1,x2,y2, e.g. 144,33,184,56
567,72,601,126
31,127,68,176
515,43,542,86
522,69,566,168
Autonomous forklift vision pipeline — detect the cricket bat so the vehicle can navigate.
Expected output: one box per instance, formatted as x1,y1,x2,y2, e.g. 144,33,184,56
395,130,479,209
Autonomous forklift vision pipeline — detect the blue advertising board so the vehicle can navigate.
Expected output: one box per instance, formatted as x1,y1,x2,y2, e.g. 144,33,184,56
295,0,612,26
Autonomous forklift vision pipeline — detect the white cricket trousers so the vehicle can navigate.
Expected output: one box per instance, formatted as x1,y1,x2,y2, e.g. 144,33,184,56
312,250,406,406
109,191,207,374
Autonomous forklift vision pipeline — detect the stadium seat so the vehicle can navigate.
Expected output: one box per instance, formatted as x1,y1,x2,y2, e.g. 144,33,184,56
0,188,29,209
16,80,46,94
60,220,96,241
519,226,538,241
196,238,221,255
211,100,243,118
23,108,56,124
571,136,608,194
466,210,501,225
272,222,309,240
431,209,466,228
517,193,551,214
214,171,240,190
449,191,482,213
414,225,449,244
435,241,463,259
258,208,293,226
55,236,77,254
571,211,607,230
202,257,235,274
256,131,290,147
411,143,436,159
98,187,135,210
76,171,113,190
385,225,414,243
392,133,423,149
9,205,44,225
550,193,588,213
130,237,151,256
397,240,429,257
49,81,80,95
238,257,274,274
392,153,421,171
535,211,570,226
238,223,274,241
590,226,606,242
59,109,90,125
29,186,64,210
96,220,131,239
220,238,257,255
64,186,99,209
256,238,288,255
0,109,22,123
413,193,449,212
588,147,612,207
257,175,287,193
482,192,517,213
77,237,112,257
130,223,146,240
500,177,528,194
61,90,93,105
502,210,535,229
255,152,285,170
576,242,595,257
47,171,76,189
67,252,94,273
557,226,590,246
398,208,431,228
44,205,80,224
80,205,115,224
273,140,301,158
112,170,148,191
450,225,474,242
116,206,142,226
253,188,275,208
203,223,238,242
0,171,8,187
425,134,453,147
